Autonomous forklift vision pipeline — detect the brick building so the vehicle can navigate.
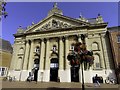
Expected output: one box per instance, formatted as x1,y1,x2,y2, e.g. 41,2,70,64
108,26,120,83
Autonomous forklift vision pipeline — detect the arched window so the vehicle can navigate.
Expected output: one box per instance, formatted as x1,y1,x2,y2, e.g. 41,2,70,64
93,54,101,69
52,45,57,52
35,46,40,54
19,47,24,54
92,42,99,50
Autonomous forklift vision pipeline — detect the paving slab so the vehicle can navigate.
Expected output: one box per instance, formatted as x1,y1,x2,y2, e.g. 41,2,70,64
0,81,120,90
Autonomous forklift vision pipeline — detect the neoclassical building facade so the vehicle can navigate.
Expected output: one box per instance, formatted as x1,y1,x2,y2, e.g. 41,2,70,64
9,3,116,83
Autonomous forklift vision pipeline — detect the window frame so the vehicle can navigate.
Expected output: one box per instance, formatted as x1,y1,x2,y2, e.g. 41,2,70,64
34,46,40,54
52,45,57,52
117,35,120,43
70,44,74,51
0,67,7,77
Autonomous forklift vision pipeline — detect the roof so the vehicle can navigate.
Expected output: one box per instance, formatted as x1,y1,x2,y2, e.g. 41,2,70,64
87,18,97,24
107,26,120,32
14,3,108,37
0,38,13,53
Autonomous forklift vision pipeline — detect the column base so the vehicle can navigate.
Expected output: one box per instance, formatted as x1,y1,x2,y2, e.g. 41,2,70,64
38,70,50,82
58,69,71,82
20,70,30,81
8,70,21,81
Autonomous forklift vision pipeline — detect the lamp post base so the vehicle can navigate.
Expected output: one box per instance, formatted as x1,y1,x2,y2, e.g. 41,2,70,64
82,83,85,90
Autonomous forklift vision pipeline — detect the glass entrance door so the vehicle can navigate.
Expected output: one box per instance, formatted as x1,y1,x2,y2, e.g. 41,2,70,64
33,58,39,81
50,58,59,82
71,66,79,82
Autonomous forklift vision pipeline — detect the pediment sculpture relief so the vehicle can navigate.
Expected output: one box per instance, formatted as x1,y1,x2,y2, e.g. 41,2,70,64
36,19,73,31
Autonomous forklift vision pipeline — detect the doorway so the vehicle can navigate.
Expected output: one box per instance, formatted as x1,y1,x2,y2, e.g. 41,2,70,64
50,58,59,82
33,58,39,81
33,68,38,81
71,66,79,82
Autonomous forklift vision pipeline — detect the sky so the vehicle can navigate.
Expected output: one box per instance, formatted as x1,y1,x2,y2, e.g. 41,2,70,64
2,2,119,45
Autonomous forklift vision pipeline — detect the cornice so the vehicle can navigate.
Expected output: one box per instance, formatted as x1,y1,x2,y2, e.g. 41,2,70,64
14,23,108,38
14,25,88,37
24,13,90,33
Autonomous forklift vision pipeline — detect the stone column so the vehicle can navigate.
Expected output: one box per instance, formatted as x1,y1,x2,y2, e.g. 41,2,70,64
65,36,70,69
64,36,71,82
28,39,34,70
78,34,82,43
59,37,64,70
23,40,30,70
85,36,90,50
45,38,50,70
10,43,17,70
39,39,45,70
42,38,50,82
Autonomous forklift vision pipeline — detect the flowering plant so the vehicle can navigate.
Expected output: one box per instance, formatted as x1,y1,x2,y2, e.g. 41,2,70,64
67,42,94,69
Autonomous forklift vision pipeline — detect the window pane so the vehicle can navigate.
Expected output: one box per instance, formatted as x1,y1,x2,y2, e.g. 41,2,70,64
1,68,5,76
50,63,54,68
118,36,120,42
70,45,74,50
2,68,5,71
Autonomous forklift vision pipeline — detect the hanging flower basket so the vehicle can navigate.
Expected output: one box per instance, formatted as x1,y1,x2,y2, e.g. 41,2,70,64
67,41,94,69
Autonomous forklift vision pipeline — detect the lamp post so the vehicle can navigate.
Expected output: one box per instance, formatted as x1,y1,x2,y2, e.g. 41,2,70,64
67,34,94,90
81,61,85,90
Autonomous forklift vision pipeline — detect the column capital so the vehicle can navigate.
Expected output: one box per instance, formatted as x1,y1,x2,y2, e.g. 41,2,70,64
64,35,69,38
77,34,81,37
25,39,30,44
56,36,63,42
30,39,34,43
62,36,69,42
45,37,50,40
40,38,44,41
77,34,88,37
59,36,62,39
40,38,49,43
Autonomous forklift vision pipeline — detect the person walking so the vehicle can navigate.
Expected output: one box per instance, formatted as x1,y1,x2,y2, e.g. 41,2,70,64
94,74,100,87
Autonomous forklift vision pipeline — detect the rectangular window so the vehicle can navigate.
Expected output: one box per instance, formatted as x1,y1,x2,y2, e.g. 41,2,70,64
70,45,74,51
52,47,57,52
117,36,120,42
50,63,58,68
0,67,7,77
50,64,54,68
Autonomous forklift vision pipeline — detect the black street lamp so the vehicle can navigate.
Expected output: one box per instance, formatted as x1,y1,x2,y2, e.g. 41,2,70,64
67,34,94,90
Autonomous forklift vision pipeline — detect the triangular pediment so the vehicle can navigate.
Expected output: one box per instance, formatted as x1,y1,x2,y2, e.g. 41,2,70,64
25,14,89,33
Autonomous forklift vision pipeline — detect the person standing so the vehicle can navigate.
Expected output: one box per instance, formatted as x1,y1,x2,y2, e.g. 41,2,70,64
94,74,100,87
